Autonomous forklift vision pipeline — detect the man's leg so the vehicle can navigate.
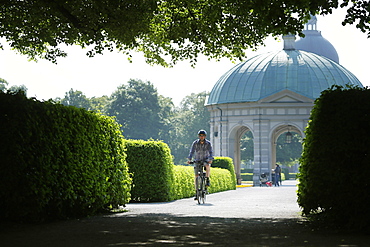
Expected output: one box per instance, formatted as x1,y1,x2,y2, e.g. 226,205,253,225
205,163,211,186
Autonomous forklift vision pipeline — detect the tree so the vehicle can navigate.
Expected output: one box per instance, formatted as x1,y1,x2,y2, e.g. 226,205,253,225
60,89,92,109
158,95,176,144
0,78,28,95
1,1,368,66
276,132,303,167
58,88,109,112
107,79,163,140
0,78,8,92
89,95,109,113
240,131,254,165
169,91,210,164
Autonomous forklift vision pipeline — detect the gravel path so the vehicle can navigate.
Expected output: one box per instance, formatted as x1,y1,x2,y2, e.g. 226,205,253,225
124,180,301,219
1,180,369,246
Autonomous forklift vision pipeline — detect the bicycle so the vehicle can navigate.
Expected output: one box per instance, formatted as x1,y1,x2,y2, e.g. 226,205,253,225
190,161,208,204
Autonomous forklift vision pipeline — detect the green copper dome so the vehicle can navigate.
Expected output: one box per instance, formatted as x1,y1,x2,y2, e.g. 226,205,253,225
207,49,363,105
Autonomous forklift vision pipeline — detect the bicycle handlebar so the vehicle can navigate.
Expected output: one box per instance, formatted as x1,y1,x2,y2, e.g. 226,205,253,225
188,160,209,165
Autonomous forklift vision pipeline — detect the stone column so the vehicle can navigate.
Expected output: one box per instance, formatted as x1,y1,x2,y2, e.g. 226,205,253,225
252,119,271,186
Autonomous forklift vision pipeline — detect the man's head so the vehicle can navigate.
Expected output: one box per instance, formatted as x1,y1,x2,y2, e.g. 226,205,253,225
198,130,207,141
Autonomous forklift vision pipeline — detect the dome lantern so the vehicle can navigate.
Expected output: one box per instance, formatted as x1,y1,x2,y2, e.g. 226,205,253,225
295,15,339,63
283,34,296,50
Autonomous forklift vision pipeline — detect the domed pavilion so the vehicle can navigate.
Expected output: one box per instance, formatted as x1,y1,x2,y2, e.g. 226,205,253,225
206,21,363,185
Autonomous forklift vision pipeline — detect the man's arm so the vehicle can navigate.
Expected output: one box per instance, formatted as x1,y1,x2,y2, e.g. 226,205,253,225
187,141,196,161
207,141,214,163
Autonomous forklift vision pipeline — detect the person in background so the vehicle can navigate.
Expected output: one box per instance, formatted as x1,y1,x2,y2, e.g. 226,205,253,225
274,164,281,187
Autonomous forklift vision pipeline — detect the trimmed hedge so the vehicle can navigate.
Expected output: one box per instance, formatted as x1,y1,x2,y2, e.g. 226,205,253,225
298,85,370,231
173,165,195,199
0,91,131,222
124,140,237,202
125,139,175,202
207,167,236,192
212,156,237,186
173,165,236,199
241,173,253,181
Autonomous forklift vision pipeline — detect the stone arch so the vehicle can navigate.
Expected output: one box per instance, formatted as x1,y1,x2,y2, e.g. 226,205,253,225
269,123,305,178
228,124,254,183
270,123,305,144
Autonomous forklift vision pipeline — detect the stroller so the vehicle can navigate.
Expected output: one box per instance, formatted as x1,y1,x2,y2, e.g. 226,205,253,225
259,173,272,187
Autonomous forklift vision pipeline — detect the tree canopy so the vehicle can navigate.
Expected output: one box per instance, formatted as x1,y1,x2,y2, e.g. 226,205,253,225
1,0,369,66
107,79,163,140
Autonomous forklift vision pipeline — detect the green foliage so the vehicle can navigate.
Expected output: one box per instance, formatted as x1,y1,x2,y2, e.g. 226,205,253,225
212,157,237,186
240,131,254,163
60,88,93,110
169,92,210,164
124,139,236,202
157,95,176,144
173,165,195,199
276,133,303,166
0,0,156,63
125,139,175,202
56,84,209,163
298,85,370,231
5,1,368,66
207,167,237,193
282,168,290,180
0,78,8,91
0,78,28,95
58,88,109,112
107,79,163,140
0,91,131,222
173,165,236,199
241,173,253,181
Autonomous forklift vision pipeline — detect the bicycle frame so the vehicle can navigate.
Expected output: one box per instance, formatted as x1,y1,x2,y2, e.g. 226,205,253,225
191,161,208,204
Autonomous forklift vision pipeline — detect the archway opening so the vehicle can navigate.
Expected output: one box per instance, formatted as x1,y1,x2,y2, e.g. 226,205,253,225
240,131,254,171
276,131,302,180
240,130,254,184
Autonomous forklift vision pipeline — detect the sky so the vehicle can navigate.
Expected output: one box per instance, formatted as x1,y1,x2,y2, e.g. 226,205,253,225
1,8,369,106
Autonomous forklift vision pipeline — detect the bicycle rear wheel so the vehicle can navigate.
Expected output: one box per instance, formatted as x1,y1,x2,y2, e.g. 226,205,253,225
201,177,206,204
196,176,202,204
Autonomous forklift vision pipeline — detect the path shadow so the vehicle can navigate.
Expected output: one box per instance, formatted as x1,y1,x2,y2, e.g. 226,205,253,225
1,213,369,246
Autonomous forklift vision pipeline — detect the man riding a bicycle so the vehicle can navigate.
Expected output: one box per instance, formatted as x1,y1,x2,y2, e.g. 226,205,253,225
187,130,214,192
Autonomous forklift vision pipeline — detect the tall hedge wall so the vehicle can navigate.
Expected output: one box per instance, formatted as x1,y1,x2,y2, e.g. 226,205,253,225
125,139,175,202
0,91,131,222
298,86,370,230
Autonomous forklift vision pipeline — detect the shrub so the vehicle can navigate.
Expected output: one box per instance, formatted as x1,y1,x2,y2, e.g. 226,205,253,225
125,139,175,202
0,91,131,222
173,165,236,199
241,173,253,181
282,168,290,180
298,85,370,231
173,165,196,199
212,157,237,186
208,167,236,192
